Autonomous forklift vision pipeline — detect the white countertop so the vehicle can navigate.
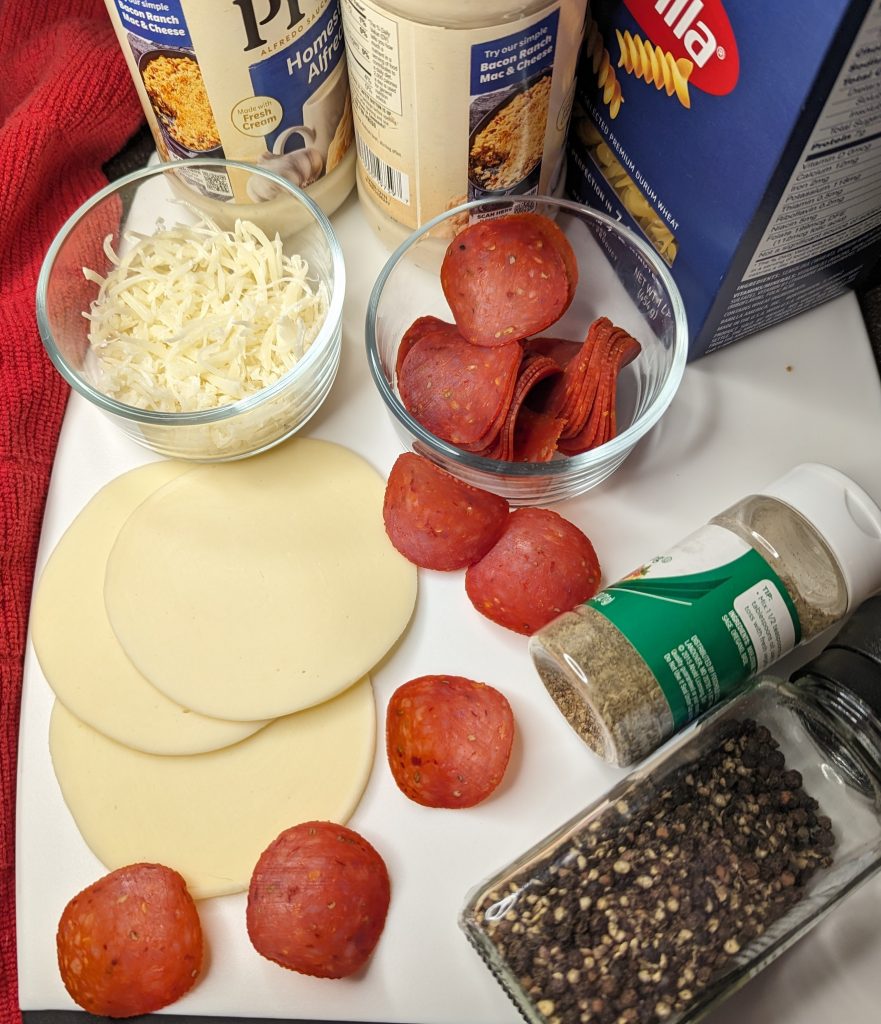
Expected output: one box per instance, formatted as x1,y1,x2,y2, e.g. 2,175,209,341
16,191,881,1023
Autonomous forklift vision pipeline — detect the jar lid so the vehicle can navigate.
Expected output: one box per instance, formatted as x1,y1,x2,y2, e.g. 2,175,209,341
793,647,881,718
827,594,881,669
759,463,881,611
792,595,881,717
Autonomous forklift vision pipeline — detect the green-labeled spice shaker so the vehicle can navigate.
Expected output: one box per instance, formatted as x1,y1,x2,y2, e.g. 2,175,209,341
530,463,881,766
462,594,881,1024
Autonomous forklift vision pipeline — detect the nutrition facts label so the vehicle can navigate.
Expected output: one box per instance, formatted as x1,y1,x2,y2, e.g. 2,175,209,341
744,1,881,278
341,0,403,116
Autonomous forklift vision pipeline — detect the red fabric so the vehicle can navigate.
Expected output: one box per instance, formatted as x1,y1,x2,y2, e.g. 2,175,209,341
0,4,144,1018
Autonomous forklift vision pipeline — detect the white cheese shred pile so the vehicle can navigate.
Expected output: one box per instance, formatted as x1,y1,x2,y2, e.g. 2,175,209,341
83,214,330,413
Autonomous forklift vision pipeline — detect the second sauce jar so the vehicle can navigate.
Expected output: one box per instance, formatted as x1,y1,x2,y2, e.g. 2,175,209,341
340,0,588,248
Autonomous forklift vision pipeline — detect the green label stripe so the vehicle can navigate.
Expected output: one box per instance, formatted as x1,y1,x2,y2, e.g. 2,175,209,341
610,577,733,601
589,550,801,728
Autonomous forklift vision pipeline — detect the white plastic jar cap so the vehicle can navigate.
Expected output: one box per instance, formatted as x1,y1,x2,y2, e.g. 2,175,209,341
759,463,881,611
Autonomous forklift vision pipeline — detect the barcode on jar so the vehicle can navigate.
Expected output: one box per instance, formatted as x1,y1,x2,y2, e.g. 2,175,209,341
178,166,236,201
356,135,410,205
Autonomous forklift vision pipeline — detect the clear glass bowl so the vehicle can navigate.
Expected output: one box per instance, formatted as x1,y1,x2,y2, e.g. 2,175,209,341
36,159,345,461
365,196,688,505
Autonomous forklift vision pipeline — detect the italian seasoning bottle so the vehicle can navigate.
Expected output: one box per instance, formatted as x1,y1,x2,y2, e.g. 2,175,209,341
462,595,881,1024
529,463,881,766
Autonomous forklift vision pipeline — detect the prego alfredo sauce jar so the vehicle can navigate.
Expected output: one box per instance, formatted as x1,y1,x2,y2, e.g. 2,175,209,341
340,0,589,247
103,0,356,216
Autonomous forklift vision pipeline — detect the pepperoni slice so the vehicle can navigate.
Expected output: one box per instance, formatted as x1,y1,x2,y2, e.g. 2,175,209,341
247,821,390,979
440,214,571,347
397,327,522,446
543,318,640,441
512,406,567,462
383,453,510,570
386,675,515,808
512,212,579,304
479,354,562,461
395,315,452,380
56,863,203,1017
465,507,601,635
557,328,642,454
522,335,582,370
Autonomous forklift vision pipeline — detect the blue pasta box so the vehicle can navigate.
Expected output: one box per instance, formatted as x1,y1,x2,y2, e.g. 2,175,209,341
566,0,881,359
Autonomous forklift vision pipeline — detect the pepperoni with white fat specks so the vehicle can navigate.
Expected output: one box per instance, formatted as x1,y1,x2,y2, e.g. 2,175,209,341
383,453,509,570
56,863,203,1017
440,215,573,347
512,212,578,304
465,507,601,635
397,325,521,447
386,675,514,808
395,315,452,379
247,821,390,979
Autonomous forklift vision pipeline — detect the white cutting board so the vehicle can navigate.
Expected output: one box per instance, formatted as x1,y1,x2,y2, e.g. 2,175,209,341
16,189,881,1024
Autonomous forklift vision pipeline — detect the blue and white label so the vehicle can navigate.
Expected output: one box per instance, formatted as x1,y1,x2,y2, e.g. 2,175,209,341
469,11,559,96
249,2,347,156
111,0,192,47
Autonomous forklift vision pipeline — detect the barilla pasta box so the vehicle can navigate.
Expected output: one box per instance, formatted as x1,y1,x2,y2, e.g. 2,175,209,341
567,0,881,359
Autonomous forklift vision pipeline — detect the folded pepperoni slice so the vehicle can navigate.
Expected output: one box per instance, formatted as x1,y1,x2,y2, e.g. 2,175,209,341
247,821,390,979
465,507,601,635
395,315,452,380
383,453,509,570
397,327,522,446
440,214,571,347
386,675,515,808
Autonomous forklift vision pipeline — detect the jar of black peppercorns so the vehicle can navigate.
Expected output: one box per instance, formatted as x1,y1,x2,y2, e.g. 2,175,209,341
461,596,881,1024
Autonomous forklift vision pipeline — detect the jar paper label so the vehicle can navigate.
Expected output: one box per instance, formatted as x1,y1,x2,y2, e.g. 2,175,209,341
106,0,354,202
588,525,800,728
340,0,586,230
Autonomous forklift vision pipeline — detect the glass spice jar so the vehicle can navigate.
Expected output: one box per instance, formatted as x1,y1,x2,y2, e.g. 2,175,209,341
461,594,881,1024
529,463,881,766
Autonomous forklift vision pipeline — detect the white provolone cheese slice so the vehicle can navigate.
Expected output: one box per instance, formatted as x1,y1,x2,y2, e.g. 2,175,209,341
31,462,268,755
104,438,417,721
49,676,375,900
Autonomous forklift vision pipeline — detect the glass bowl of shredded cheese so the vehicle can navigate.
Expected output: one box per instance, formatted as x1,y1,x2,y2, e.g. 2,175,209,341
36,158,344,461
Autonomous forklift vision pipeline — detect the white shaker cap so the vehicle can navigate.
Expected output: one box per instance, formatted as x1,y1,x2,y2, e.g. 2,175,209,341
759,463,881,611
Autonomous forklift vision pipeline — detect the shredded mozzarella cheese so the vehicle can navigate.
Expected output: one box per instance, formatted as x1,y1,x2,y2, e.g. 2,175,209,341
83,215,329,413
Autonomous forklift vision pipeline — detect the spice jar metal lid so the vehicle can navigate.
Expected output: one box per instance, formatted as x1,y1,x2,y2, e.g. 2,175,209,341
793,594,881,728
793,647,881,716
827,594,881,670
791,596,881,794
759,463,881,611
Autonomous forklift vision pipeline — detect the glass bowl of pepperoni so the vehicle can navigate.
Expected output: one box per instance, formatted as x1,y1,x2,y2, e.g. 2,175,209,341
366,196,688,505
37,159,344,461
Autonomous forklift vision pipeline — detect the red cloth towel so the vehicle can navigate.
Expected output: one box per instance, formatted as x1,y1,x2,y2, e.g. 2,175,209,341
0,3,143,1018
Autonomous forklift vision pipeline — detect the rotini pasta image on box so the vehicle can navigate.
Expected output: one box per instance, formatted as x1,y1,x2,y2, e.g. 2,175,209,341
567,0,881,360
